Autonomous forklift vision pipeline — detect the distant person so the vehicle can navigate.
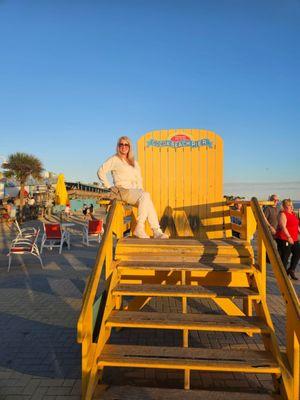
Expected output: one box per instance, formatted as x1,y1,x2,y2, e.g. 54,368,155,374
263,194,280,237
27,195,36,219
45,198,53,218
82,203,89,219
275,199,300,280
64,203,71,219
89,203,94,219
6,199,17,224
230,197,243,238
97,136,168,239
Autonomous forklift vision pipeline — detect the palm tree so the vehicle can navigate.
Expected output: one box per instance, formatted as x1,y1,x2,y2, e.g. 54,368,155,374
3,152,44,218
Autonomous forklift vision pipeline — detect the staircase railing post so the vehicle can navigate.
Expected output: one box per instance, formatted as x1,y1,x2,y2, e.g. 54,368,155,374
256,228,267,300
287,309,300,399
242,204,257,243
105,233,113,279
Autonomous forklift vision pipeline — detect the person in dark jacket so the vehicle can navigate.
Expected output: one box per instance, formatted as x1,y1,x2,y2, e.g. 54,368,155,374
263,194,280,237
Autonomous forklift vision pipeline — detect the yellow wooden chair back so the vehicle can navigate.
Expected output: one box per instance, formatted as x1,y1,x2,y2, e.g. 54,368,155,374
137,128,231,239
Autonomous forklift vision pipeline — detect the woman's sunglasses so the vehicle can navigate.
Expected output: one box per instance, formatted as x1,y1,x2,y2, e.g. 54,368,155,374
119,143,129,147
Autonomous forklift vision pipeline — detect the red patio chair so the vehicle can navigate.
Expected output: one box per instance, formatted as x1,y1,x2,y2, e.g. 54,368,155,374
82,219,103,246
40,223,70,254
8,229,43,271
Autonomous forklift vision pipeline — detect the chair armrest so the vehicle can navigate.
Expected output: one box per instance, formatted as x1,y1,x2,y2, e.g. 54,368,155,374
11,238,35,245
21,227,37,232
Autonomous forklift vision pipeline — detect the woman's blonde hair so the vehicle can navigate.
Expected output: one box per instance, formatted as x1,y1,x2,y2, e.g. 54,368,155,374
282,198,293,209
116,136,135,167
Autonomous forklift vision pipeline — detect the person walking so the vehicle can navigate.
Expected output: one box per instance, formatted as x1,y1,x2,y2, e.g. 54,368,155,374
82,203,89,219
97,136,168,239
263,194,280,237
275,199,300,280
27,195,36,219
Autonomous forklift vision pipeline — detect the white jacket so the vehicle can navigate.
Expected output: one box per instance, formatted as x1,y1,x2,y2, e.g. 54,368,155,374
97,155,143,190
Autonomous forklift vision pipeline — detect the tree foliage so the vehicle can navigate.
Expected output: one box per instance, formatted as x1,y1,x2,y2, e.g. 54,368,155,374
3,153,44,216
3,152,43,184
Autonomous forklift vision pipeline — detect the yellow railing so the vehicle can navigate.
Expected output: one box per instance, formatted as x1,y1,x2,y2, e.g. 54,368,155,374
77,200,130,398
230,198,300,399
250,197,300,400
228,200,273,242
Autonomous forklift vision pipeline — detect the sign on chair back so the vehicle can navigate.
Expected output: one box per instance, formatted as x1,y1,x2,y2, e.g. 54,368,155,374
137,129,231,239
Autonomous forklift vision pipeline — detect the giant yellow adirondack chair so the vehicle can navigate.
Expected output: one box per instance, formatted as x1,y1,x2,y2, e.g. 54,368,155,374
77,129,299,400
137,128,229,238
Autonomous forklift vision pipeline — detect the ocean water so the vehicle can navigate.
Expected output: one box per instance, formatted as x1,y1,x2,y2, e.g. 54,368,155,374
293,201,300,209
224,181,300,201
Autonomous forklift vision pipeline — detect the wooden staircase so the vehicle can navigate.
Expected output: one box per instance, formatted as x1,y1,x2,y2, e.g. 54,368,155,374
78,199,299,400
90,237,283,399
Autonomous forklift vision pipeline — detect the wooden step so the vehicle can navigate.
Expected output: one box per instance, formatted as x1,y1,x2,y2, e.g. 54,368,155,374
117,253,253,264
113,284,260,299
106,311,271,334
118,260,254,273
96,385,279,400
115,238,254,260
98,344,280,374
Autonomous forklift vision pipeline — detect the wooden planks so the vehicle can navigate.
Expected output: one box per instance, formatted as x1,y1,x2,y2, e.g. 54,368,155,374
118,260,253,272
113,284,260,299
137,129,226,238
106,311,270,334
98,344,280,374
118,253,253,264
115,237,254,260
117,237,252,246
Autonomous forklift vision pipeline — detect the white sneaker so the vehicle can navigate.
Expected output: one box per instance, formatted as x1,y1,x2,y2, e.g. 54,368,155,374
133,224,150,239
153,229,169,239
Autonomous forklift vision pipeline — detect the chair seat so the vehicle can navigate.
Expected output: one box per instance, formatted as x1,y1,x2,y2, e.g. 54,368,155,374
8,228,43,272
41,223,70,254
82,219,103,246
11,246,32,252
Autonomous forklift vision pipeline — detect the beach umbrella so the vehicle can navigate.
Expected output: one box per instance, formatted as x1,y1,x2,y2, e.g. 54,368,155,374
55,174,68,205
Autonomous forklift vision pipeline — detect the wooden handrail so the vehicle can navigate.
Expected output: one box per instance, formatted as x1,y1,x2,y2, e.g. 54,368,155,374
251,197,300,398
227,200,273,207
250,197,300,328
77,200,119,342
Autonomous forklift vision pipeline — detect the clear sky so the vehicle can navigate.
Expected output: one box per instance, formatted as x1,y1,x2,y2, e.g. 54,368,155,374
0,0,299,197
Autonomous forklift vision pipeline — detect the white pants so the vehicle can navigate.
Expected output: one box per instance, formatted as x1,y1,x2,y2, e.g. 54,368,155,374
120,189,160,230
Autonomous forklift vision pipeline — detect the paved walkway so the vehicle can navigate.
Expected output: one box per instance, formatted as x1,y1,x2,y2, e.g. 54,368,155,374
0,213,101,400
0,215,299,399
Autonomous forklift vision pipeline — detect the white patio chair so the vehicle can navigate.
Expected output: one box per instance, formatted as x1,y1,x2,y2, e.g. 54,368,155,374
14,220,37,239
7,229,43,271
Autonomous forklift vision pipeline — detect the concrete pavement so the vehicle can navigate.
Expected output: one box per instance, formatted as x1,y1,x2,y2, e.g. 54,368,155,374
0,214,299,399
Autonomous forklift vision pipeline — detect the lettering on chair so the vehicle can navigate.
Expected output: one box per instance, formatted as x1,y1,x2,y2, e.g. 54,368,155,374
146,134,213,149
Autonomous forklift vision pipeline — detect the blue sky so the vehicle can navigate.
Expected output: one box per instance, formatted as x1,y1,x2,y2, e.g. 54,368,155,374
0,0,299,197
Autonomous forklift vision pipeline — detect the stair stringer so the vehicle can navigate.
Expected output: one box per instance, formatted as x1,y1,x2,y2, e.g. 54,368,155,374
84,267,121,400
252,268,292,400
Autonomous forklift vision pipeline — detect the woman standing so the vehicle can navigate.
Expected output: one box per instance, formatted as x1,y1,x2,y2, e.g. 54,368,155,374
97,136,168,239
275,199,300,280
